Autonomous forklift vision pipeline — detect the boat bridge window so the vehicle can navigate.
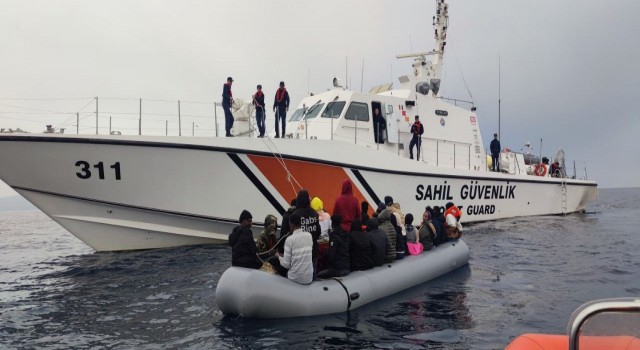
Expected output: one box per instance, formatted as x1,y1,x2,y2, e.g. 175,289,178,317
289,108,305,122
303,103,325,120
344,102,369,122
321,101,346,119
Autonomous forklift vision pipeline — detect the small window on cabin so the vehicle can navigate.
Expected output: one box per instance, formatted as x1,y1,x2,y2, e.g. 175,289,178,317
289,108,305,122
344,102,369,122
321,101,346,118
303,103,325,120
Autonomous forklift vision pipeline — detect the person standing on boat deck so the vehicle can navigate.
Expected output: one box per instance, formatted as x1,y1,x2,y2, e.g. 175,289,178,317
273,81,290,138
332,179,361,233
366,218,387,267
293,190,321,278
373,108,386,144
229,210,262,269
490,133,501,172
348,219,375,271
409,115,424,160
253,84,266,137
276,213,313,284
317,215,350,279
222,77,235,137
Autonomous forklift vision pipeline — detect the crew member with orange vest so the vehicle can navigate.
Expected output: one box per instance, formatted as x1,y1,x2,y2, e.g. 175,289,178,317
273,81,290,138
253,84,266,137
409,115,424,160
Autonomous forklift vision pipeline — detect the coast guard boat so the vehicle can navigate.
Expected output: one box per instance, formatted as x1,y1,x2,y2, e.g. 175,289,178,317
0,0,597,251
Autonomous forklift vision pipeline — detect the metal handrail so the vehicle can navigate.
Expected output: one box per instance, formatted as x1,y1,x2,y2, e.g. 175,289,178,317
568,298,640,350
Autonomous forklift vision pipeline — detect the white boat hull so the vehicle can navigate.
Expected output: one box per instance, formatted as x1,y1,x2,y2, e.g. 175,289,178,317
216,239,470,318
0,134,597,251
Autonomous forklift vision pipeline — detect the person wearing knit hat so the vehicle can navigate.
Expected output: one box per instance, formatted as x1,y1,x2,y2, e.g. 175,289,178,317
228,210,262,269
311,196,331,238
384,196,394,206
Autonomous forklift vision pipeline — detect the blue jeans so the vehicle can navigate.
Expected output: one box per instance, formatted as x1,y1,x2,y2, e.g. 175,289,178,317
256,108,265,136
275,107,286,137
223,104,234,136
409,136,421,160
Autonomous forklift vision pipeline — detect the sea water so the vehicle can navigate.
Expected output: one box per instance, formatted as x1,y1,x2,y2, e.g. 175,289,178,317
1,188,639,349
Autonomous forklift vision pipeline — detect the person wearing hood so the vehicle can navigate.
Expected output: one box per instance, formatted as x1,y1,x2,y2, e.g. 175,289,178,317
348,219,374,271
317,215,350,279
228,210,262,269
377,207,397,263
293,189,321,277
432,206,447,245
332,179,361,232
366,218,387,267
311,196,331,239
256,214,278,254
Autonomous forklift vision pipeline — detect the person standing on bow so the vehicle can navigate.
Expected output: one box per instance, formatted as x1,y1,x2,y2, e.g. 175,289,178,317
273,81,290,138
490,133,501,172
222,77,235,137
253,84,266,138
409,115,424,160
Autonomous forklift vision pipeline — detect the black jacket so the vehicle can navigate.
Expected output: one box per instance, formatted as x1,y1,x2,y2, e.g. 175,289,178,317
229,225,262,269
293,191,321,259
366,219,387,267
490,138,501,155
222,83,233,106
410,121,424,138
349,230,375,271
326,228,350,272
253,91,265,109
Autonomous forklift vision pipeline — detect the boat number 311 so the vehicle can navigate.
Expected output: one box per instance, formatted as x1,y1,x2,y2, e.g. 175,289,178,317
75,161,122,180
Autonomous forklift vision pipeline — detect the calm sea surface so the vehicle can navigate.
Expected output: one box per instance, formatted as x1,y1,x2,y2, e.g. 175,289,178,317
1,188,639,349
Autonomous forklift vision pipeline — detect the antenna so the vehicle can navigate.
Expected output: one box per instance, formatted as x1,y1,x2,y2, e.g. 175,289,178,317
498,54,501,141
345,57,348,89
361,59,364,92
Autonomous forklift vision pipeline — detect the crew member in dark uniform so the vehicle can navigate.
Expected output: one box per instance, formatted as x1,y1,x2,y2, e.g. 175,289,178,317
222,77,234,137
253,84,266,137
272,81,290,138
373,108,386,144
490,133,501,172
409,115,424,160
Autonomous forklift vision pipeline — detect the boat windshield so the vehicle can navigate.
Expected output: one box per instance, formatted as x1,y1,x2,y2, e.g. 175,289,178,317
288,108,305,122
321,101,345,119
303,103,325,120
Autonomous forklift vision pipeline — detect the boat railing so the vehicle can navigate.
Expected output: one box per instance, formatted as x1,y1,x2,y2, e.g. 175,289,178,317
567,298,640,350
437,96,475,111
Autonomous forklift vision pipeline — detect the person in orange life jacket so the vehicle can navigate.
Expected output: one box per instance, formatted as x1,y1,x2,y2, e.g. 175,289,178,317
373,108,386,144
253,84,266,137
273,81,290,138
409,115,424,160
222,77,235,137
332,179,361,233
444,202,463,240
228,210,262,269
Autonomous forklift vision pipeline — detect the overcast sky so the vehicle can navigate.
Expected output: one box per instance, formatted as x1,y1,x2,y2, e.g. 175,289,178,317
1,0,639,197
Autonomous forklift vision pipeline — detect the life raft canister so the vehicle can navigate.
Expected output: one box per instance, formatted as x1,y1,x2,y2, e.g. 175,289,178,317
534,163,547,177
